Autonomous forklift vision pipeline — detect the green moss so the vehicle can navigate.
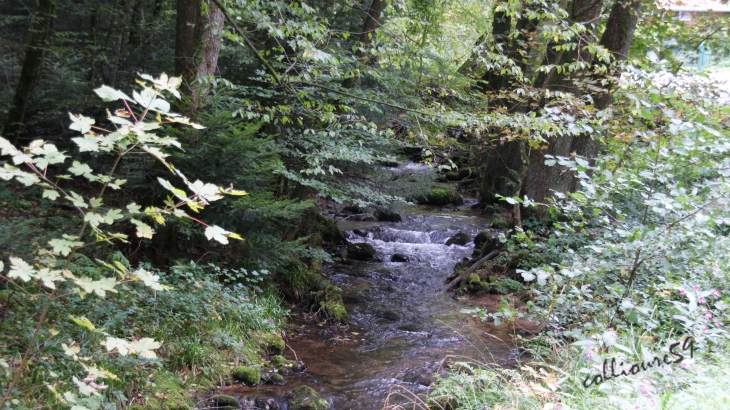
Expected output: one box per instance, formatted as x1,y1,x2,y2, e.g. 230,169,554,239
420,188,463,206
270,355,286,366
289,385,331,410
144,371,193,410
320,299,349,324
212,395,240,409
314,214,347,245
231,366,261,385
490,278,525,295
268,372,285,384
262,333,286,355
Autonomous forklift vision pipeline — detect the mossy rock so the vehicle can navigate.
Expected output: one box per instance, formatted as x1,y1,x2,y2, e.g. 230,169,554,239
270,355,286,367
314,214,348,245
211,395,240,409
473,231,492,248
232,366,261,385
480,240,500,256
347,243,376,260
320,299,349,324
289,385,331,410
374,207,402,222
445,231,470,246
263,333,286,355
268,372,285,384
419,188,464,206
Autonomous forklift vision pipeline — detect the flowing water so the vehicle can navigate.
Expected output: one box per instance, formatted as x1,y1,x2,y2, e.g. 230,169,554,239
219,195,527,409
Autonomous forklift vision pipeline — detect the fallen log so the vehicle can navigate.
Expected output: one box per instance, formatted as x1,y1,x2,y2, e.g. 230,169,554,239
440,251,500,293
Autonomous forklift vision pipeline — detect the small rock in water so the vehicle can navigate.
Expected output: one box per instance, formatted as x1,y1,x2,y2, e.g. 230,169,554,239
445,231,471,246
255,396,281,409
382,310,400,321
347,213,376,221
391,253,410,263
352,229,368,237
374,207,403,222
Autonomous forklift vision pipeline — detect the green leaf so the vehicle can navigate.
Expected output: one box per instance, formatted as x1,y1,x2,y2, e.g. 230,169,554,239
131,268,166,291
8,256,35,282
128,338,162,359
94,85,133,102
68,161,94,177
84,212,104,227
36,268,63,289
49,238,84,256
205,225,230,244
72,137,100,152
69,315,102,332
43,190,60,200
131,219,155,239
68,113,95,134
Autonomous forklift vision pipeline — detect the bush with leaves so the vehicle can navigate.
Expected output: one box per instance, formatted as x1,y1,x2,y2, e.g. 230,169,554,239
0,74,253,409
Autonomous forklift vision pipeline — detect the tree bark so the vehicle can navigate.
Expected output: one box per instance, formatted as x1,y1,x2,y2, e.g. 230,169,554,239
3,0,55,146
175,0,200,95
189,1,224,115
343,0,387,88
522,0,641,216
175,0,224,117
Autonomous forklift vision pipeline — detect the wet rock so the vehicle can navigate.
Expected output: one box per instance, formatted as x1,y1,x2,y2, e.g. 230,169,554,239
255,396,281,409
342,205,362,213
289,385,331,410
445,232,470,246
352,229,368,237
212,395,240,409
232,366,260,385
314,215,348,246
473,231,492,248
391,253,410,263
382,310,400,321
398,324,420,332
347,243,377,260
374,207,403,222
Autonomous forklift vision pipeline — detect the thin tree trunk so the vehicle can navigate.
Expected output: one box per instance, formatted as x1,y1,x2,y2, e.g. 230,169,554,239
3,0,55,146
343,0,387,88
188,1,224,116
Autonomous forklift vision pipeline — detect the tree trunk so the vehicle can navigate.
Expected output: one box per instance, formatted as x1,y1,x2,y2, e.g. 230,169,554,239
343,0,387,88
594,0,641,109
188,1,224,115
3,0,55,146
175,0,199,94
175,0,224,117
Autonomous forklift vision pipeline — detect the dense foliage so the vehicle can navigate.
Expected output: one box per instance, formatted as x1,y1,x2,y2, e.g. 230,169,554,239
3,0,730,409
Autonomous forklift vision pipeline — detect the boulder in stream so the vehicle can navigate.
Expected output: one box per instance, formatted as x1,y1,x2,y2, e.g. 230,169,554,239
417,188,464,206
289,385,331,410
347,243,377,260
255,396,281,409
381,310,400,321
374,207,403,222
473,231,492,248
391,253,410,263
211,395,240,409
445,232,470,246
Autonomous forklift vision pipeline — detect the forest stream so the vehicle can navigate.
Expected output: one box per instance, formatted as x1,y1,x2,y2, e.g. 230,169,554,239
217,167,529,409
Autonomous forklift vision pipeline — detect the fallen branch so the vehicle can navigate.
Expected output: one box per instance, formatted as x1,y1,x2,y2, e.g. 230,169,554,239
440,251,500,293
